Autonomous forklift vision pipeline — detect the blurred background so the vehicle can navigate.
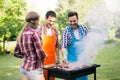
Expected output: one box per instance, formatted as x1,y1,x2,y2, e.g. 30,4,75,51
0,0,120,80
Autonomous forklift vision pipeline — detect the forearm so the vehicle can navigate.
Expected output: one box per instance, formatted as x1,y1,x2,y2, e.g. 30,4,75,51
61,47,68,63
55,48,60,62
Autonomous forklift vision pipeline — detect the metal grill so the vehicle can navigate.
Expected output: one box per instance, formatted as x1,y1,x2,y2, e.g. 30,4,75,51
44,64,100,80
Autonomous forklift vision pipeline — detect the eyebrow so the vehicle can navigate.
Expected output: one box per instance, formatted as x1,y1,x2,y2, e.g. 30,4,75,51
69,20,76,22
49,20,56,22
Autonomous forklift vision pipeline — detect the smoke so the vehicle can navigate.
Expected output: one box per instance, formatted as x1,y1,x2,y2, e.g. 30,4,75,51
69,30,108,69
78,30,107,66
77,3,109,66
66,1,120,69
70,2,115,68
104,0,120,12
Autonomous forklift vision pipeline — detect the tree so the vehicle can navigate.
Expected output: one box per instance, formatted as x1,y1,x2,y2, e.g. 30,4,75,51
0,0,26,53
55,0,101,37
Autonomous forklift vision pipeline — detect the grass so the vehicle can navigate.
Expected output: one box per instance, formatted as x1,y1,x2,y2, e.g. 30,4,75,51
0,55,23,80
93,40,120,80
0,39,120,80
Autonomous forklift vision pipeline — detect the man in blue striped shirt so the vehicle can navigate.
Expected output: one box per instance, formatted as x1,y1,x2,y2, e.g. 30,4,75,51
61,11,88,80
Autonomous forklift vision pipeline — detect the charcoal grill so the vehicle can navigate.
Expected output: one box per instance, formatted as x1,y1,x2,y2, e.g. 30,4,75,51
44,64,100,80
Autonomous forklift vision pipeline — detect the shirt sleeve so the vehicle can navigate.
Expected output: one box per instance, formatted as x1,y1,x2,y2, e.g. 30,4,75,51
32,32,46,60
54,28,59,48
81,24,88,36
14,41,24,58
14,42,20,54
61,29,68,48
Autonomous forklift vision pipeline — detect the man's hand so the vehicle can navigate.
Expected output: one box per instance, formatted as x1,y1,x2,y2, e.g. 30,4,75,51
62,56,68,64
61,48,68,64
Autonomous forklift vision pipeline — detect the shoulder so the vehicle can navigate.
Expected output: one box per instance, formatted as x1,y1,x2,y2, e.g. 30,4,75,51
23,28,40,37
51,27,58,35
36,25,42,31
53,27,58,31
79,24,87,29
79,24,88,35
79,24,88,31
63,26,70,32
61,26,71,37
23,28,34,35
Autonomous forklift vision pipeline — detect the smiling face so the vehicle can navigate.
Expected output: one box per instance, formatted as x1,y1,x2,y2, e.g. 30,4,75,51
45,16,56,28
68,15,79,29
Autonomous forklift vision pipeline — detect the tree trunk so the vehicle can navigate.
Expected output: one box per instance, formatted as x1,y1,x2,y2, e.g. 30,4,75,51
3,35,6,54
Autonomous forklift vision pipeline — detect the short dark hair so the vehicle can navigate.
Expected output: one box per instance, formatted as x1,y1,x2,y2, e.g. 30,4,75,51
45,10,56,19
68,11,78,19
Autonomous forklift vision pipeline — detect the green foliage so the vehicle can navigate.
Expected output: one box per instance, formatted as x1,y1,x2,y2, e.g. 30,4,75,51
56,0,101,22
0,0,26,41
0,0,26,53
55,0,102,39
56,10,69,36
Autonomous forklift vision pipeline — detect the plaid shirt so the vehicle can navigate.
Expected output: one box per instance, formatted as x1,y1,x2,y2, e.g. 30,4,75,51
14,27,46,71
62,24,88,48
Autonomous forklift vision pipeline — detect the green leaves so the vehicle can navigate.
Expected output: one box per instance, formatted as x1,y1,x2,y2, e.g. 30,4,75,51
0,0,26,41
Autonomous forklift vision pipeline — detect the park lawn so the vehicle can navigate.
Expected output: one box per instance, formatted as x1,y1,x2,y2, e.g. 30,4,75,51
0,55,23,80
0,40,120,80
93,40,120,80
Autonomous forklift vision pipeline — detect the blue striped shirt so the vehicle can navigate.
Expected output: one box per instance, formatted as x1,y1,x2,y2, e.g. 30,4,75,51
61,24,88,48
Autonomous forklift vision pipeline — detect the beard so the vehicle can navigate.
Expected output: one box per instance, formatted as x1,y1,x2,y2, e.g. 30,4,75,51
70,23,78,29
46,23,53,28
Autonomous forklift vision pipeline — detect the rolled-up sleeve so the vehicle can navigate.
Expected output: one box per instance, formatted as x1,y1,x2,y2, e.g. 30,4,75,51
55,28,59,48
62,29,68,48
82,24,88,36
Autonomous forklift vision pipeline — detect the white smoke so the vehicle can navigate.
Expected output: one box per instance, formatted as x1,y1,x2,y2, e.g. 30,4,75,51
77,30,107,66
68,1,120,69
104,0,120,12
71,2,110,68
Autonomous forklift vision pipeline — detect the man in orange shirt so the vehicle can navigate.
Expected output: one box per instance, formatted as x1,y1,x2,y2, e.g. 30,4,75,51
41,10,59,80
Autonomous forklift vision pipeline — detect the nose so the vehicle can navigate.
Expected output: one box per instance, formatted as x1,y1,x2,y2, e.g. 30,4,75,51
49,20,55,25
50,21,54,25
71,22,74,25
70,21,75,25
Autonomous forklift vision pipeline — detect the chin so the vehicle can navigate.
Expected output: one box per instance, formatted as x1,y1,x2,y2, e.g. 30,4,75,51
71,26,77,29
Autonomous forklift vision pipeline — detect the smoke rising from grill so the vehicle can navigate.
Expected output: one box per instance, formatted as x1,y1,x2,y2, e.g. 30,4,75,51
70,1,120,69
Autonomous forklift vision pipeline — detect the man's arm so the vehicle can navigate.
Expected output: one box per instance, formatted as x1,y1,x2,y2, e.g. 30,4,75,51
55,47,60,63
61,47,68,63
61,28,69,63
54,28,60,63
